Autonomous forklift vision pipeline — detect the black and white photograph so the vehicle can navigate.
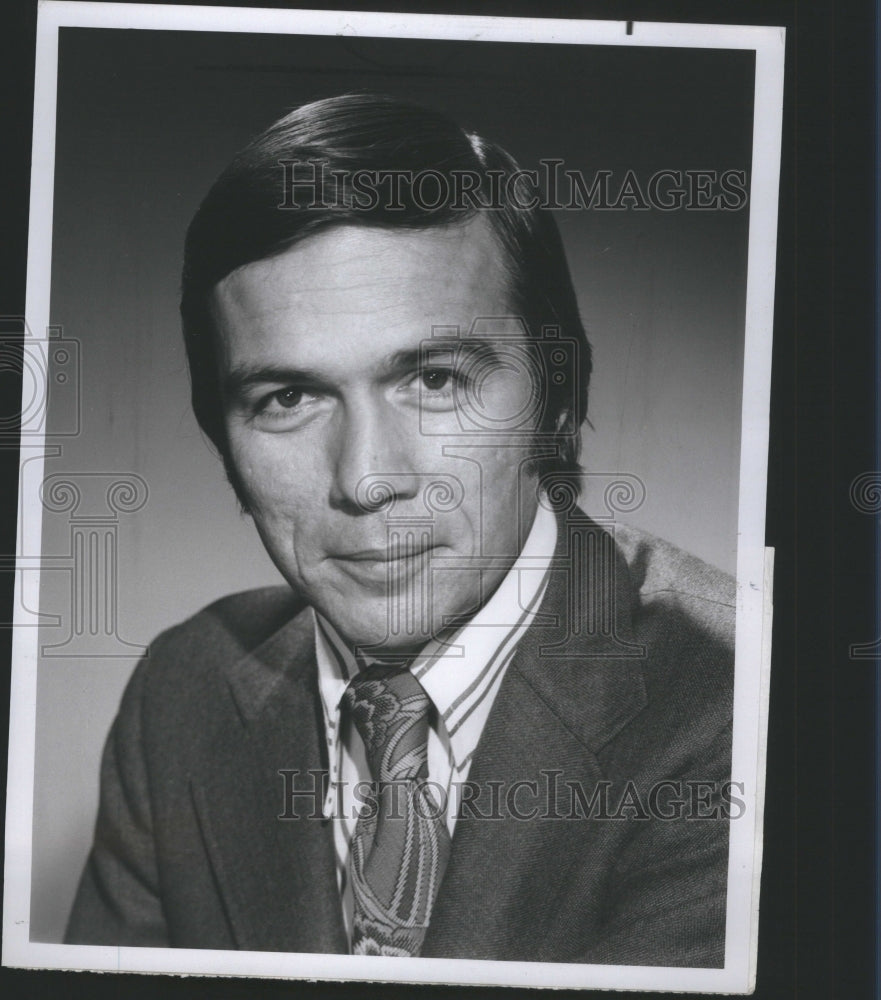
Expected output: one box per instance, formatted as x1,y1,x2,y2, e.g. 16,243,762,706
3,3,786,993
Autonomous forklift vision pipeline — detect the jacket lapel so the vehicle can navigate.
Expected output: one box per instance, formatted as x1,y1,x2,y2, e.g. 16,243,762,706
424,515,648,960
189,609,348,953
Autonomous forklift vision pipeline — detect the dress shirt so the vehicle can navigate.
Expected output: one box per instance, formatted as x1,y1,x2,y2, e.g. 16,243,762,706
313,499,557,940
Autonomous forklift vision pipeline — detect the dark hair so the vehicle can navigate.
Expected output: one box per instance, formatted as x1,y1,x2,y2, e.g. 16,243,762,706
180,93,591,496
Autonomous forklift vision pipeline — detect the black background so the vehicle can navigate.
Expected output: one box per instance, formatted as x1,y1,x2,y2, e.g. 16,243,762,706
0,1,876,999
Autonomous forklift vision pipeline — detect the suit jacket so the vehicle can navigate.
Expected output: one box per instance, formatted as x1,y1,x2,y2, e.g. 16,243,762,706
66,513,735,966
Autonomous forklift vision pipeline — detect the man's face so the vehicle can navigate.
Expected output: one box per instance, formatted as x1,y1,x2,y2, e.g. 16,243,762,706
211,217,541,653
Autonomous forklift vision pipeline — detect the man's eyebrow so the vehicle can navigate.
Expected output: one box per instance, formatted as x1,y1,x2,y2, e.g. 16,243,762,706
380,341,508,378
416,339,508,367
223,364,331,397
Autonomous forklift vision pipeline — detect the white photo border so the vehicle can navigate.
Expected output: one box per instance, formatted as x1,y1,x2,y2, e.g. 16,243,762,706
4,2,785,992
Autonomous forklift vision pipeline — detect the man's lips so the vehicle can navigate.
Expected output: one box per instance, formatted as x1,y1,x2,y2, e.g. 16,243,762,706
335,546,434,563
329,542,438,583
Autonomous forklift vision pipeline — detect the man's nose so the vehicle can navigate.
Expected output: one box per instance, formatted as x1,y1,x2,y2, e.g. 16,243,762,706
328,399,420,514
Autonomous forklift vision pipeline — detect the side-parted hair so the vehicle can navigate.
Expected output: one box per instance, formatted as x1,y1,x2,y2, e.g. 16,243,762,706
180,93,591,497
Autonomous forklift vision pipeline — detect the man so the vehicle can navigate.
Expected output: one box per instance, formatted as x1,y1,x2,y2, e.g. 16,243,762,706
66,94,735,966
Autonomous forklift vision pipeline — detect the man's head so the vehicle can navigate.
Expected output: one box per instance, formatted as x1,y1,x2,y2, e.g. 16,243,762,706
181,94,591,651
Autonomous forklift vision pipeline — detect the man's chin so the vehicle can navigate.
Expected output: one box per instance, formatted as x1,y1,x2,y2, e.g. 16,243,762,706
312,569,479,657
311,569,439,649
317,598,445,659
337,625,437,660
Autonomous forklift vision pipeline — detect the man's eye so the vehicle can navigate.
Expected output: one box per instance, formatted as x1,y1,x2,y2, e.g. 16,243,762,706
420,369,452,392
274,387,305,408
252,385,323,426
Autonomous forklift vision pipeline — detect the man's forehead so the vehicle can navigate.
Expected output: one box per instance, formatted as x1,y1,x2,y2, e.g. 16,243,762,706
211,214,512,322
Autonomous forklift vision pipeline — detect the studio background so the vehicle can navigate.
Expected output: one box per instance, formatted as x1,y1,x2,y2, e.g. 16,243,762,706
30,26,753,941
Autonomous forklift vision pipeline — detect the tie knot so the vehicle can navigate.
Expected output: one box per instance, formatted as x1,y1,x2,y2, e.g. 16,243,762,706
343,663,431,782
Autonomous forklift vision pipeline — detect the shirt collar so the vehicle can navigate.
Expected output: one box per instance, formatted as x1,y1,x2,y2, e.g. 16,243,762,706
314,499,557,769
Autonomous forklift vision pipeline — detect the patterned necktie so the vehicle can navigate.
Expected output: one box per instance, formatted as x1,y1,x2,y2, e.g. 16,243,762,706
343,662,452,956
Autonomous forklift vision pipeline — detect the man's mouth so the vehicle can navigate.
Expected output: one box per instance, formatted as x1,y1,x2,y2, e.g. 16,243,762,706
340,547,430,563
331,538,437,583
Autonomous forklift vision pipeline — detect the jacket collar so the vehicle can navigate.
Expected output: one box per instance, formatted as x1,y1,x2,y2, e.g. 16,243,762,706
510,510,648,754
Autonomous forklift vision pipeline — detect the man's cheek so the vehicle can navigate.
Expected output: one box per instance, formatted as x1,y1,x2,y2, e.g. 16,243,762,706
234,440,318,496
471,445,531,492
253,482,322,529
236,473,323,546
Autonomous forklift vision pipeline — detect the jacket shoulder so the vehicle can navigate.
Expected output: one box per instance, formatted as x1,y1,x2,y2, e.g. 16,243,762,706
144,585,307,684
600,522,736,775
612,522,735,648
